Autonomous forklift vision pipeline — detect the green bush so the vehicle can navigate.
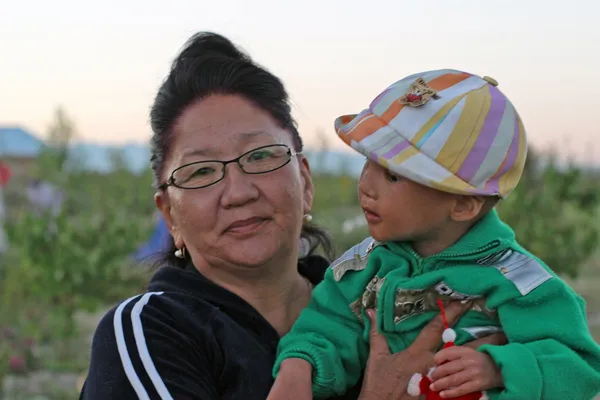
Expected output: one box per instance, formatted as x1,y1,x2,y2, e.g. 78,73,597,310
0,134,155,382
3,209,152,334
497,152,600,277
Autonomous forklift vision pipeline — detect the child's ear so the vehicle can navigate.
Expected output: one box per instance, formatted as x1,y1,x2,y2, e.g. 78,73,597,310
449,195,485,222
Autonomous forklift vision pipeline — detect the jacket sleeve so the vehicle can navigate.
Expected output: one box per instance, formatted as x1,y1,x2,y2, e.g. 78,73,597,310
479,277,600,400
80,293,219,400
273,267,371,399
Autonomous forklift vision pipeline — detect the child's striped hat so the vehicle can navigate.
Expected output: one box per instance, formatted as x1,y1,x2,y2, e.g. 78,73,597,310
334,69,527,198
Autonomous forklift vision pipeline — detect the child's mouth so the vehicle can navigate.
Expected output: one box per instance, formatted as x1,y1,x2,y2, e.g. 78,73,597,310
362,207,382,223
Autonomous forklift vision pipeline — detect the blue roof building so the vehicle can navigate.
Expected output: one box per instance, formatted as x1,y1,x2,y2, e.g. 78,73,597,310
0,126,44,158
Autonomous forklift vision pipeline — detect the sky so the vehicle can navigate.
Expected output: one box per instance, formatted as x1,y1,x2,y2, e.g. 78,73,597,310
2,0,599,161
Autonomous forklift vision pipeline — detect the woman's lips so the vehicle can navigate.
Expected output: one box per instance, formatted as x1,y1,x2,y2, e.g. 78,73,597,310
226,217,268,235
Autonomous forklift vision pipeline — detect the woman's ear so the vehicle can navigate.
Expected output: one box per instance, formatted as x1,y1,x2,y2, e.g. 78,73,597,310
155,191,183,247
299,156,314,214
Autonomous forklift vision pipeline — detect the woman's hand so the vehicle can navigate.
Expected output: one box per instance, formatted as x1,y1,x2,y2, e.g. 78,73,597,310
358,302,507,400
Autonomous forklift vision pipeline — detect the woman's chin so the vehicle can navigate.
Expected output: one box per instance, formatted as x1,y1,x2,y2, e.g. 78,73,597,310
213,221,297,269
222,238,286,269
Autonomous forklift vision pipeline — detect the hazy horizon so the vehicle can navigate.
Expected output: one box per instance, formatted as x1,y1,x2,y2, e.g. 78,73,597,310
2,0,599,161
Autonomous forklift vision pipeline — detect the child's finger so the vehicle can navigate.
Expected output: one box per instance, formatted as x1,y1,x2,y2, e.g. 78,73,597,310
439,380,483,398
433,346,470,365
430,370,471,393
429,360,465,381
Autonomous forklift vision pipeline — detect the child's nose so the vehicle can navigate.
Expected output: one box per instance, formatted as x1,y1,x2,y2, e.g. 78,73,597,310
358,163,378,200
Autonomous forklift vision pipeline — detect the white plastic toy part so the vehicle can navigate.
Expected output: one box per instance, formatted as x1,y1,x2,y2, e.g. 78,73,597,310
426,367,435,379
407,367,436,397
407,373,423,396
442,327,457,343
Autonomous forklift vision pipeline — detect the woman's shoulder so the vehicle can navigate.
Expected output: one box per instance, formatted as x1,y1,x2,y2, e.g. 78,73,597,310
83,290,222,399
92,264,224,348
94,288,218,345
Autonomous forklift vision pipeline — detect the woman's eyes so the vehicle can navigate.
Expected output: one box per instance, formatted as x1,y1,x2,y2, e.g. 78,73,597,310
191,166,216,176
247,150,272,161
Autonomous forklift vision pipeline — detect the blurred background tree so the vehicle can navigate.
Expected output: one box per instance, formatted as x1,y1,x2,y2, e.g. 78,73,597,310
497,149,599,278
1,108,154,379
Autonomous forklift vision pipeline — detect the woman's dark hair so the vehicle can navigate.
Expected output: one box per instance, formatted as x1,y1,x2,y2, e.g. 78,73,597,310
148,31,334,267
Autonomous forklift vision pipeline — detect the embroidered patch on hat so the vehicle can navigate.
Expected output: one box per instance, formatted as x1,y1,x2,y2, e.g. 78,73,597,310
398,77,440,107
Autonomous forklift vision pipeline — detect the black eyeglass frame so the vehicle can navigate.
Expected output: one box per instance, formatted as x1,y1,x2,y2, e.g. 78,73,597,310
158,144,302,190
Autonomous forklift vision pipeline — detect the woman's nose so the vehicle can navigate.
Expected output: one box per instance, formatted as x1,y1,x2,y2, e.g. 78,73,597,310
219,163,259,208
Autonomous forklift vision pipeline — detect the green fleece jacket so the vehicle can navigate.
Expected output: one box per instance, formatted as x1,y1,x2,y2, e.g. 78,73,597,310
274,210,600,399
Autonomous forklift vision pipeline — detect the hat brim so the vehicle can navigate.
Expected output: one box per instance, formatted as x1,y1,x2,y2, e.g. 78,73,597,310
334,112,501,197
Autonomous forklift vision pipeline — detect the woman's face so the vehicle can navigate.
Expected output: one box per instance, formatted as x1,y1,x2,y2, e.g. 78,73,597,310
156,94,314,271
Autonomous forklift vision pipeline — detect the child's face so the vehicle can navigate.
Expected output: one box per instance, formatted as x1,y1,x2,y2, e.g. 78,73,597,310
357,160,458,243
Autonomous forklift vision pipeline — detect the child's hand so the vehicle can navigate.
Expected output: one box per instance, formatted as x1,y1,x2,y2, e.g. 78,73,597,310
429,346,503,398
266,359,313,400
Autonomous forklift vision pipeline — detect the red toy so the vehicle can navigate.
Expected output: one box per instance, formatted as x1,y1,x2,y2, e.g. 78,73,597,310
407,299,488,400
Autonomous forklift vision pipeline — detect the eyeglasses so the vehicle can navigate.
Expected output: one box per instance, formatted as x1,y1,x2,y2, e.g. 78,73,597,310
161,144,301,190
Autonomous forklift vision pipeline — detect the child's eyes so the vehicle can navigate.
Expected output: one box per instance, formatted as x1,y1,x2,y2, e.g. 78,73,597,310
385,171,400,182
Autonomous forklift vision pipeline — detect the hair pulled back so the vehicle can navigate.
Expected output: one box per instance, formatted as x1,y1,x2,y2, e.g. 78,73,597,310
148,32,334,267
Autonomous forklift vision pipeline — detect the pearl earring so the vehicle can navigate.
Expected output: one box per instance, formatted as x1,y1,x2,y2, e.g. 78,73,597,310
174,246,186,259
303,214,313,223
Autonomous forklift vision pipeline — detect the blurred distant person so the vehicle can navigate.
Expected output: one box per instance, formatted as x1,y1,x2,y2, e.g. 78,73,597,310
0,161,11,255
270,70,600,400
133,212,171,263
0,189,6,255
0,187,7,255
25,178,64,217
79,34,506,400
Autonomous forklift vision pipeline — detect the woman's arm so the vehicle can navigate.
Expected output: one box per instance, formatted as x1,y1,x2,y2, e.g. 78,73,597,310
80,294,219,400
358,303,507,400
